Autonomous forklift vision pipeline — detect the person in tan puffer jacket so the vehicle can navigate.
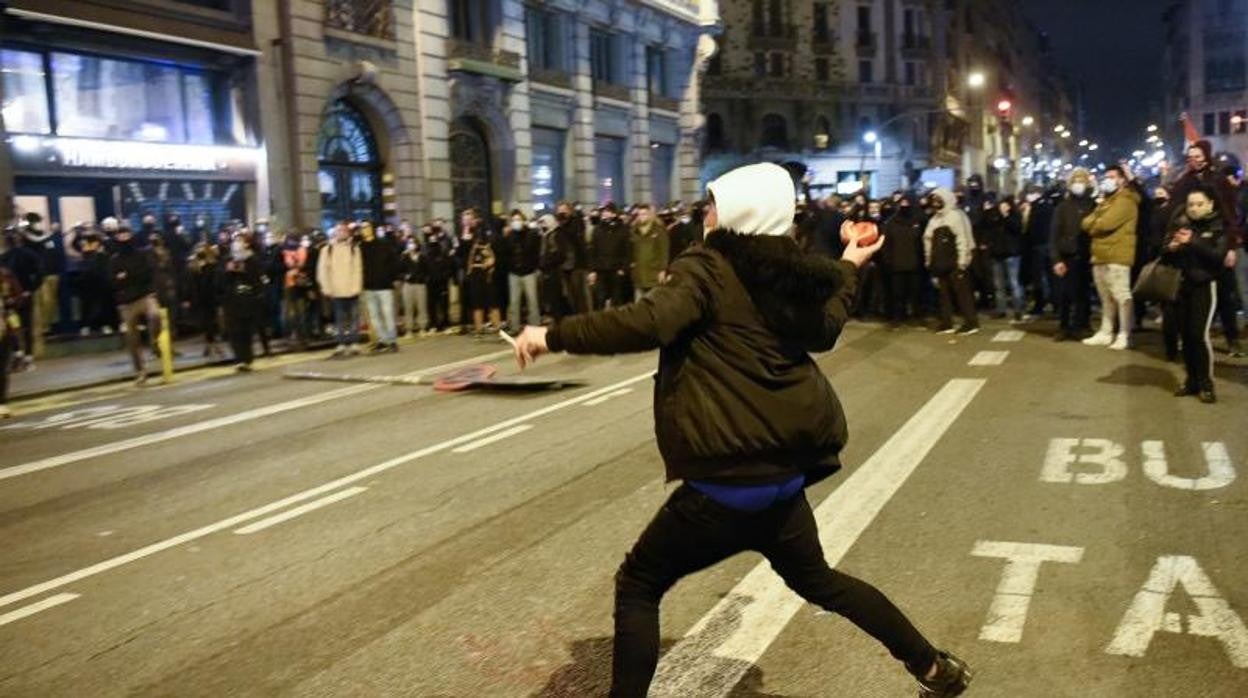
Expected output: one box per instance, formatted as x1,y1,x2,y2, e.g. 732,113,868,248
1081,165,1139,349
316,221,364,355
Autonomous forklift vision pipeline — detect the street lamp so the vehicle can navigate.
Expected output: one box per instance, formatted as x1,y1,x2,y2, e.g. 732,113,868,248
1078,139,1089,147
1022,116,1035,127
1147,124,1159,133
1089,144,1099,151
1053,124,1065,133
1061,131,1072,139
968,72,986,89
863,130,878,145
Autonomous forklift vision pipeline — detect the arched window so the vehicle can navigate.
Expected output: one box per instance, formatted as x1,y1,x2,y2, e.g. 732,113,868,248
449,117,493,222
761,113,788,149
317,100,381,230
705,113,726,152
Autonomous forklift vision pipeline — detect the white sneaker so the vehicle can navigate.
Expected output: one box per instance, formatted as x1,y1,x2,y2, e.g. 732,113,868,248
1082,332,1113,347
1108,336,1130,351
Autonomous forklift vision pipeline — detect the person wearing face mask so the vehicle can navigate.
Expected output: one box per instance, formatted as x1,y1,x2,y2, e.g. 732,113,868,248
1146,188,1181,360
358,221,400,353
667,204,702,262
217,233,264,372
1080,165,1139,350
138,213,159,249
281,233,311,348
317,220,364,356
108,222,161,385
187,241,224,359
423,223,454,333
1162,186,1229,403
590,203,632,309
509,163,971,698
881,194,925,327
554,201,592,314
399,236,430,337
504,210,542,330
1051,169,1097,341
630,204,670,302
984,198,1024,322
1018,186,1054,319
923,188,979,335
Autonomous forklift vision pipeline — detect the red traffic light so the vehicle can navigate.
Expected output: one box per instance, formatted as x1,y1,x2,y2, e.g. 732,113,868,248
996,99,1013,114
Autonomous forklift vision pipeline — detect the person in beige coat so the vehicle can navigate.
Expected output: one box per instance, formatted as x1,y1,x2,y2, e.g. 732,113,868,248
1081,165,1139,350
317,221,364,356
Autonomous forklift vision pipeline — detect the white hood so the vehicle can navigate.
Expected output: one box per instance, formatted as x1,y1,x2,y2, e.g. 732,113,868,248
706,163,795,237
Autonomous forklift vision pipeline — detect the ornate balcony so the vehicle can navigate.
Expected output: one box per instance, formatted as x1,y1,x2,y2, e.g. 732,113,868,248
901,34,933,59
447,40,523,81
325,0,395,40
748,25,796,51
649,93,681,113
812,37,838,56
855,30,877,56
529,67,574,90
594,80,632,102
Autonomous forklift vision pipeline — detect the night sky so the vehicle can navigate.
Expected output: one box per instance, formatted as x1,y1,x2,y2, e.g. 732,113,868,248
1017,0,1171,156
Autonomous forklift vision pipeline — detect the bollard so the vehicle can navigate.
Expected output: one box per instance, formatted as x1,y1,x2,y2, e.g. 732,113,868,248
158,307,174,384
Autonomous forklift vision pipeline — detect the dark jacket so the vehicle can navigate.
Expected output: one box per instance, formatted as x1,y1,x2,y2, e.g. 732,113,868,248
881,209,924,272
108,244,156,304
547,231,857,486
668,220,703,262
218,255,264,319
590,219,631,272
1050,194,1096,262
1168,167,1241,245
423,237,455,284
505,226,542,276
360,238,399,291
399,250,429,285
1163,214,1229,287
0,244,43,298
1021,200,1054,251
556,215,589,271
22,229,66,276
984,209,1022,259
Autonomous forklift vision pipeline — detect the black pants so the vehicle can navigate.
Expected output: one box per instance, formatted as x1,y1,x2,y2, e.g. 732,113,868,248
428,281,450,330
1216,268,1241,344
15,303,33,356
1176,283,1216,391
934,270,977,330
0,330,10,405
611,484,936,697
228,313,256,365
1055,260,1091,333
887,270,922,322
1162,301,1179,360
594,270,629,309
1026,248,1053,315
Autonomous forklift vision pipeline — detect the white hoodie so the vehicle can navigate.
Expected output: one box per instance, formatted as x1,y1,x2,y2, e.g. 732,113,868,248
922,187,974,271
706,163,796,237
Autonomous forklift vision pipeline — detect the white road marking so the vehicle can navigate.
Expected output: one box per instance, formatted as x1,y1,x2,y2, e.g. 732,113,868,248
451,425,534,453
970,541,1085,643
991,330,1025,342
967,350,1010,366
1142,441,1237,491
0,349,513,482
1107,555,1248,668
0,593,80,627
583,388,634,406
1040,438,1128,485
0,371,655,612
649,378,985,697
233,487,368,535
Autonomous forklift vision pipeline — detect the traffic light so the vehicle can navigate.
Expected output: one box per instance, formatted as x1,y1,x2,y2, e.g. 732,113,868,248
996,98,1013,119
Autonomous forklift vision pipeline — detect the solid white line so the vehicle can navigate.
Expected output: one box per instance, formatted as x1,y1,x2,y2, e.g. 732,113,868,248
0,593,80,627
650,378,986,697
0,370,655,611
968,350,1010,366
0,349,514,482
233,487,368,535
451,425,534,453
991,330,1025,342
583,388,634,406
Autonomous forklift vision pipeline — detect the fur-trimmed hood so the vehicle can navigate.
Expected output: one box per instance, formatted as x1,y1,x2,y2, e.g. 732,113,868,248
704,229,850,346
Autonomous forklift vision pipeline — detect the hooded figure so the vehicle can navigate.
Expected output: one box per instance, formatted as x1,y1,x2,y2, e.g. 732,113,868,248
508,162,972,698
922,188,979,334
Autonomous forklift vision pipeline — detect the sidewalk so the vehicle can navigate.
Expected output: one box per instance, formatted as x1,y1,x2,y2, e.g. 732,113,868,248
7,336,330,401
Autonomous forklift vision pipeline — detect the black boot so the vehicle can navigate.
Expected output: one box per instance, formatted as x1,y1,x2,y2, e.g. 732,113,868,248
915,651,973,697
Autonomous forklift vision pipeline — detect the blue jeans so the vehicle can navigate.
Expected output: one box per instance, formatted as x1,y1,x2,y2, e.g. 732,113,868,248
992,256,1022,316
362,289,397,344
331,296,359,347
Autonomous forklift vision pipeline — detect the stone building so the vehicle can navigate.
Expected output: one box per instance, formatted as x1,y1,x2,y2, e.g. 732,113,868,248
1162,0,1248,164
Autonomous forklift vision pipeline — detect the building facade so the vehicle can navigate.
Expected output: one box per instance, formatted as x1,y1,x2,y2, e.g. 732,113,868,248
1162,0,1248,164
702,0,1073,198
1,0,720,232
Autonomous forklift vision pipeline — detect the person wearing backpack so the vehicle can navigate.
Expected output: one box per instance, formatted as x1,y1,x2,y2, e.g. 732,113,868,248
1050,169,1097,341
924,188,979,335
511,163,972,698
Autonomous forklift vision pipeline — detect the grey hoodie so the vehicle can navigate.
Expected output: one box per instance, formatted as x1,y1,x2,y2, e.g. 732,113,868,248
922,188,974,271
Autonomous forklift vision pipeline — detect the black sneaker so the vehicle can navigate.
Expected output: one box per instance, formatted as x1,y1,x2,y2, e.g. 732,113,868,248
916,651,973,697
1175,384,1198,397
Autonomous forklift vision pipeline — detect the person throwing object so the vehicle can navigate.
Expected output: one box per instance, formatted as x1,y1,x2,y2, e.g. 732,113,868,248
512,163,972,697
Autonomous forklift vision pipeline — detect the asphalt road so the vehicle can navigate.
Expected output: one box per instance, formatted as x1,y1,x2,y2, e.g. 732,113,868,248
0,321,1245,697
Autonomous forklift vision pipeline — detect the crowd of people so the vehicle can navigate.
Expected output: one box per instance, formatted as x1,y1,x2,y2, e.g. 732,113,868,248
1,138,1244,417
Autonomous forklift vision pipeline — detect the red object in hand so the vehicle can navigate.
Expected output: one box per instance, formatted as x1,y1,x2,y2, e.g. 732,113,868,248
841,221,880,247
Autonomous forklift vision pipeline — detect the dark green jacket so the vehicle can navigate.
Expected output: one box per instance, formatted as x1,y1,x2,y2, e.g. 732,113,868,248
547,231,858,486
